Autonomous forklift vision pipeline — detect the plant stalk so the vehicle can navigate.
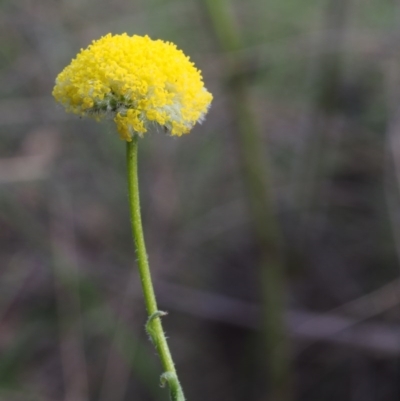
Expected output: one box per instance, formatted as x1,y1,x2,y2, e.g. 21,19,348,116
126,137,185,401
201,0,292,399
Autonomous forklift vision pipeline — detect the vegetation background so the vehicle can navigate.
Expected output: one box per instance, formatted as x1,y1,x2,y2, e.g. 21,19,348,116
1,0,400,400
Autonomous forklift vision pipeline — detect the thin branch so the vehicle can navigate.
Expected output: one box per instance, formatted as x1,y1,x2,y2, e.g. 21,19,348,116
156,282,400,357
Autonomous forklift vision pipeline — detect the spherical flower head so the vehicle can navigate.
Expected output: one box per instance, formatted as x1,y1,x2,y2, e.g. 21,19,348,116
52,33,213,140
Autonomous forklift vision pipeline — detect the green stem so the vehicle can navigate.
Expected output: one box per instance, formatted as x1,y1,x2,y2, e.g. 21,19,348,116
200,1,291,400
126,137,185,401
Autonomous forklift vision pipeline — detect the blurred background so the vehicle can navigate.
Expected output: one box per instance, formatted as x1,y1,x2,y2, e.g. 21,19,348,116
1,0,400,400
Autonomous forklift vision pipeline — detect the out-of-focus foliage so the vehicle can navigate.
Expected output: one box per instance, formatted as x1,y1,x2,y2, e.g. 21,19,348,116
1,1,400,401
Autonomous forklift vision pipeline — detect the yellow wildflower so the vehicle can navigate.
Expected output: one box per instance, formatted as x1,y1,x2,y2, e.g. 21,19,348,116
52,33,213,141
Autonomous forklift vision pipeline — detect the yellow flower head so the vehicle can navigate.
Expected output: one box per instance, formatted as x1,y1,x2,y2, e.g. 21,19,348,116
52,33,213,140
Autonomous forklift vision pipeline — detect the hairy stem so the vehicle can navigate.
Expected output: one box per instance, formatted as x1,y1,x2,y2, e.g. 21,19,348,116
126,137,185,401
